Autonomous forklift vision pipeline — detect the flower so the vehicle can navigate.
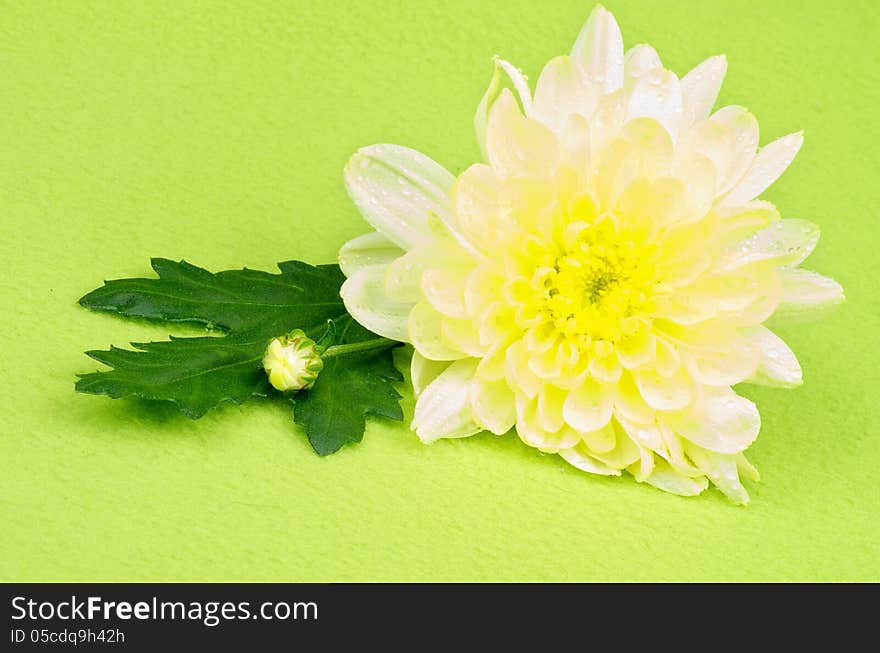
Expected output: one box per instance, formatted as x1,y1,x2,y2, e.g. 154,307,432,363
263,330,324,391
338,5,843,503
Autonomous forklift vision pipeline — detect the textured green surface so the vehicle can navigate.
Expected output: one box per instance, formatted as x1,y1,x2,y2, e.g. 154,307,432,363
1,0,877,581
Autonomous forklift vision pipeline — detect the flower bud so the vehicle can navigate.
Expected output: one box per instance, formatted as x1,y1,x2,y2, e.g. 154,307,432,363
262,330,324,391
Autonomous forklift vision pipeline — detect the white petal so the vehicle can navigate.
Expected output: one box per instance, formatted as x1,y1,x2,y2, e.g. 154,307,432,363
670,387,760,454
340,264,412,342
474,57,533,161
626,68,683,141
338,232,404,277
571,5,624,94
742,326,802,388
769,268,845,325
384,249,427,302
591,421,642,468
683,337,761,387
559,443,621,476
408,301,467,361
411,351,451,398
719,132,804,207
412,358,482,442
711,106,759,194
422,267,469,319
680,55,727,128
487,90,560,179
533,55,598,133
715,219,820,272
641,458,709,496
684,443,751,505
634,366,694,411
537,383,568,433
624,45,662,80
453,164,505,253
562,377,613,432
613,372,655,423
344,144,455,250
470,377,516,435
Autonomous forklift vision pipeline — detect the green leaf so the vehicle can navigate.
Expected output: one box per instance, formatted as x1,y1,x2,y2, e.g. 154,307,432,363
79,258,347,334
77,260,405,453
294,318,403,455
76,331,270,419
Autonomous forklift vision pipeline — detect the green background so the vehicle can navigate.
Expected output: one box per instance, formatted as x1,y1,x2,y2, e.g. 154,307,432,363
1,0,877,582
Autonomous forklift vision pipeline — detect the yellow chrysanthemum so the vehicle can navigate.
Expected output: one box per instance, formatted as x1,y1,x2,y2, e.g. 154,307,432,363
338,5,843,503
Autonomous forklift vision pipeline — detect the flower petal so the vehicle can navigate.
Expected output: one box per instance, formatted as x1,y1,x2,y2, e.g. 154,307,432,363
453,163,507,253
684,443,751,505
504,338,542,399
719,132,804,207
711,106,759,194
680,55,727,128
769,268,845,325
411,351,451,398
537,383,568,433
338,232,404,277
340,264,413,342
408,300,468,361
344,144,455,250
591,421,641,468
470,377,516,435
641,458,709,497
634,366,694,411
571,5,624,94
613,372,655,423
412,358,482,442
559,443,621,476
742,326,802,388
533,55,599,133
670,387,760,454
715,219,820,271
626,68,683,141
487,90,560,179
474,57,533,161
624,44,662,81
563,377,613,432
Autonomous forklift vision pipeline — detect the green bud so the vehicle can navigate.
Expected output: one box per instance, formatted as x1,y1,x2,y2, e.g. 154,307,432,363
262,330,324,391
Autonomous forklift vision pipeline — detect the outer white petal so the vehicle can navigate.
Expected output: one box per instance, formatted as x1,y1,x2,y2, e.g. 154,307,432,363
684,443,751,505
562,377,613,432
411,351,451,398
680,55,727,128
626,68,684,141
571,4,624,94
486,90,560,179
470,378,516,435
412,358,482,442
474,57,533,161
634,366,694,411
711,106,759,194
742,326,803,388
670,387,760,454
338,232,404,277
453,163,504,253
769,268,845,325
533,55,599,133
715,219,820,272
719,131,804,207
624,44,662,81
340,264,413,342
559,443,621,476
344,144,455,250
641,458,709,497
408,301,467,361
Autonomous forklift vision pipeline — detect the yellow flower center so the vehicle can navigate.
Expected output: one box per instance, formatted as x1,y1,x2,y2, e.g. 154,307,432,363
542,219,657,344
